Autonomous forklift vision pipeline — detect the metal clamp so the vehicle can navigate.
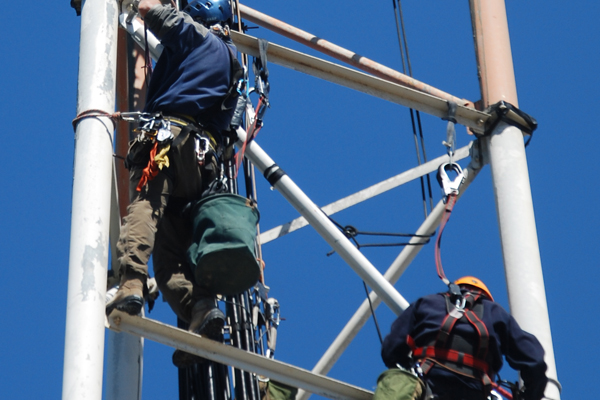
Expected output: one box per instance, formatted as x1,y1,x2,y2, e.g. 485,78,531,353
437,162,464,198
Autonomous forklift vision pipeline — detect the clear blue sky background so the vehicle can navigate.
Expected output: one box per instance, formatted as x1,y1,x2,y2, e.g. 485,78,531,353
1,1,598,399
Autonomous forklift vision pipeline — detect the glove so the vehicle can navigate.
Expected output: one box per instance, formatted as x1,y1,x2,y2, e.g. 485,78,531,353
120,0,140,15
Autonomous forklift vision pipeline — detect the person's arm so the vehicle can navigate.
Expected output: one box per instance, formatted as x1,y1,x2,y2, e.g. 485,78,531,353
138,0,162,19
495,307,548,400
381,302,419,369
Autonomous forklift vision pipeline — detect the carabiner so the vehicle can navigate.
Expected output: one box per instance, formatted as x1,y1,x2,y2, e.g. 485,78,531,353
455,296,466,310
119,111,142,122
437,162,464,198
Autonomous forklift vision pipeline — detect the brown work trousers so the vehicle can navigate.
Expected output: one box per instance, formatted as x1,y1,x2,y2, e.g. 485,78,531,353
116,125,218,323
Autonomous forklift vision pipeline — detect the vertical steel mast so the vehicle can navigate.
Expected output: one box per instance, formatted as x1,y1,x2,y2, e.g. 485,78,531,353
62,0,118,399
469,1,560,398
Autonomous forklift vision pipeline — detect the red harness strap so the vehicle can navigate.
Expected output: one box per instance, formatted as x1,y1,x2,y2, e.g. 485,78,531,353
412,346,490,373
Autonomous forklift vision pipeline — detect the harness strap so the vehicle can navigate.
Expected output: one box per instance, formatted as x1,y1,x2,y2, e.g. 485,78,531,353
434,193,458,287
464,308,489,360
165,116,217,149
436,307,461,348
412,346,490,373
135,116,218,191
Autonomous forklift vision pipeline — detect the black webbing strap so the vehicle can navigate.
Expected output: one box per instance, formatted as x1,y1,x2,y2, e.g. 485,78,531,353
263,164,286,186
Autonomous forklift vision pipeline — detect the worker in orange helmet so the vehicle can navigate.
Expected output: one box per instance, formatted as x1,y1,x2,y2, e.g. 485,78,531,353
378,276,548,400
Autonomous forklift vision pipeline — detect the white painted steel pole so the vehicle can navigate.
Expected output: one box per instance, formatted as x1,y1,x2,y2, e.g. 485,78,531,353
470,1,560,398
237,129,409,315
62,0,118,399
260,144,471,243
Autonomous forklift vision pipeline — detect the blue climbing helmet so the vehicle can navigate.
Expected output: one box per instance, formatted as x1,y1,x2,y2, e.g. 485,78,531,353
184,0,232,25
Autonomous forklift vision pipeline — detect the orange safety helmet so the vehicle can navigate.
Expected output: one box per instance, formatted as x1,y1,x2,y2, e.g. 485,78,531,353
454,276,494,302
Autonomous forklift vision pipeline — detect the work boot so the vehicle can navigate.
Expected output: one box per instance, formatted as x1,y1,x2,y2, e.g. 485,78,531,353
172,298,225,368
189,298,226,340
106,271,146,316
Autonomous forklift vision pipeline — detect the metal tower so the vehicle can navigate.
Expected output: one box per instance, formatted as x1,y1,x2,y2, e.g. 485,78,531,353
63,1,560,399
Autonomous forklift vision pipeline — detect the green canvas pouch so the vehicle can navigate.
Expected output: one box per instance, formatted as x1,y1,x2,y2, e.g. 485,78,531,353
258,378,298,400
373,368,425,400
187,193,260,295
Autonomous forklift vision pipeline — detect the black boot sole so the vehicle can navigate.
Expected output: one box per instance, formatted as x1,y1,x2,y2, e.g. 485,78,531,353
198,309,225,341
106,295,144,316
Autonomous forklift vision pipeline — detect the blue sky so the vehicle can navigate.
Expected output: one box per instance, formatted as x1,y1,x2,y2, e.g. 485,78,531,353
1,1,598,399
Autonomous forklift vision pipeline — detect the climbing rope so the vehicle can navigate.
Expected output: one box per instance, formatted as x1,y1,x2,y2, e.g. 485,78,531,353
326,214,433,346
326,217,433,256
71,109,123,131
392,0,434,217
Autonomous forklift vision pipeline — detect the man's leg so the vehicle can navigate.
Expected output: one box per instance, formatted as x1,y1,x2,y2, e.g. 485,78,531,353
107,167,172,315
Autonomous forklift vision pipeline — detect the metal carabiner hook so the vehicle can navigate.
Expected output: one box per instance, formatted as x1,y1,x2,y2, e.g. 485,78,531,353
437,162,465,199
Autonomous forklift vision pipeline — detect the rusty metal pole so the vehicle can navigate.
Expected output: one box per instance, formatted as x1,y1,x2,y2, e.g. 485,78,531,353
469,1,560,398
104,27,144,400
115,29,131,219
237,3,474,108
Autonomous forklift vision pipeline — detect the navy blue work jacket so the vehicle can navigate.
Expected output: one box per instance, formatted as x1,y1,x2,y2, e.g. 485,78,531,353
143,5,236,132
381,292,548,400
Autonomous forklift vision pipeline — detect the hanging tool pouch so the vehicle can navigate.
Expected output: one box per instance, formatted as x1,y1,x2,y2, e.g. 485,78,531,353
373,368,426,400
258,378,298,400
187,193,261,295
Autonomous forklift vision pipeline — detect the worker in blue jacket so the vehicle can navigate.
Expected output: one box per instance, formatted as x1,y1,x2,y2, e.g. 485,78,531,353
381,276,548,400
106,0,239,367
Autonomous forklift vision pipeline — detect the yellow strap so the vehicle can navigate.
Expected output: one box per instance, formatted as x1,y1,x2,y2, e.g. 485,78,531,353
155,144,171,170
164,115,218,149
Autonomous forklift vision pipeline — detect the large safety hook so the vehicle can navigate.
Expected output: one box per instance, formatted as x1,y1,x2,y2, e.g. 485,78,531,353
437,162,464,200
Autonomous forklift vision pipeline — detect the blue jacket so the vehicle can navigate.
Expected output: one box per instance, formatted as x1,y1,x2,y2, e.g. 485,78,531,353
381,292,548,400
143,5,236,132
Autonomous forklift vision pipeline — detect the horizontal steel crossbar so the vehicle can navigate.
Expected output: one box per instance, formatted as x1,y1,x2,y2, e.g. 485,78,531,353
107,310,373,400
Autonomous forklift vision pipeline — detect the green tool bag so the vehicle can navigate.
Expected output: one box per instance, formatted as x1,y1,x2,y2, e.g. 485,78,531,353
187,193,261,295
373,368,425,400
258,378,298,400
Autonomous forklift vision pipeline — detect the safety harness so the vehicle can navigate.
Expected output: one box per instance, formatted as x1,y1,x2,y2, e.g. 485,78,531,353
408,290,495,393
120,112,221,191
